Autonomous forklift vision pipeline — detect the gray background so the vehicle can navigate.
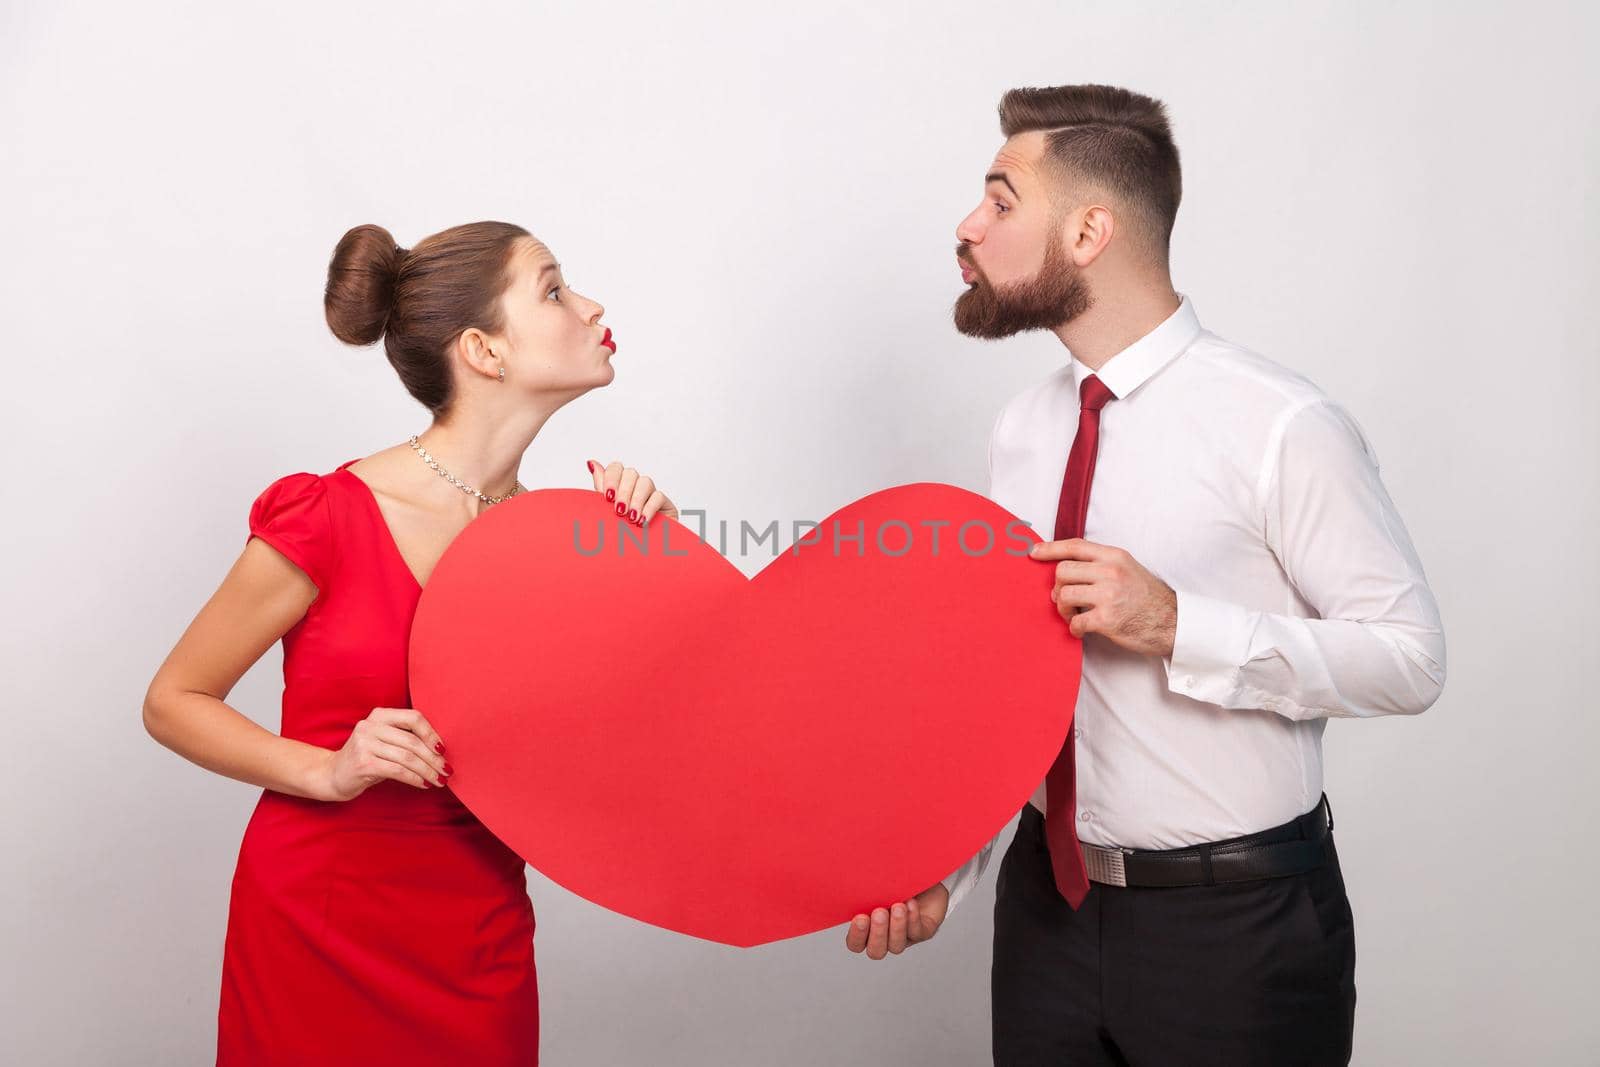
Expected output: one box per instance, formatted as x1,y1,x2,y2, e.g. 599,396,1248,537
4,1,1596,1063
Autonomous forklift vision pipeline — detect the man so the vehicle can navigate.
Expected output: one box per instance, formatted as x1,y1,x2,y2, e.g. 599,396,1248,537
844,83,1446,1066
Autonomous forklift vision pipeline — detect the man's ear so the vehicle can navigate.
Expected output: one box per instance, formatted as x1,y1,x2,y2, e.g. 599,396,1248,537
1066,203,1116,266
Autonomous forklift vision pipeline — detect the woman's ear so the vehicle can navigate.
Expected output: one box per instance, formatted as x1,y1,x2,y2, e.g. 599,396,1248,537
456,327,500,381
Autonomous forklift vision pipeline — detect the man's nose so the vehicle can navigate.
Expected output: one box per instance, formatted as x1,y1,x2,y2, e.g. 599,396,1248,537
956,209,984,245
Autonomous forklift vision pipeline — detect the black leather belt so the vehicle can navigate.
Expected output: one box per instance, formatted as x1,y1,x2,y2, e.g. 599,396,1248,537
1024,795,1335,888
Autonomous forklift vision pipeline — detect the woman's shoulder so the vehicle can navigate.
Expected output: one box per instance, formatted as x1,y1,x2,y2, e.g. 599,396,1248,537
250,458,360,511
245,462,356,591
249,465,351,521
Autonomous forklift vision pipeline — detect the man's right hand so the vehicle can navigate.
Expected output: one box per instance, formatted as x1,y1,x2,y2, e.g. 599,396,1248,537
844,881,950,959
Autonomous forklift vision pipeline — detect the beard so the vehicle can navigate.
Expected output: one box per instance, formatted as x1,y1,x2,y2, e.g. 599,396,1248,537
952,232,1093,339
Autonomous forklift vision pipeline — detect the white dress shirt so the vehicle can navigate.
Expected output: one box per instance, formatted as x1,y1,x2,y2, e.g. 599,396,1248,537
940,292,1446,915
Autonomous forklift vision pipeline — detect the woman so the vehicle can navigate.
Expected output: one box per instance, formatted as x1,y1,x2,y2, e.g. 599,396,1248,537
142,221,675,1065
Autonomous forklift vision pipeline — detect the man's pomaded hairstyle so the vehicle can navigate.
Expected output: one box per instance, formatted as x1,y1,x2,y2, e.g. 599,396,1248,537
998,84,1183,265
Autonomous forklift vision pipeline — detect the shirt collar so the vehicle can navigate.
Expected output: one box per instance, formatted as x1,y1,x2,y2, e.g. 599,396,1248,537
1070,292,1202,400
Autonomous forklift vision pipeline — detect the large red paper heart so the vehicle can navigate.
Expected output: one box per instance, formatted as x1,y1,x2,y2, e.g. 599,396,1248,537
409,484,1080,947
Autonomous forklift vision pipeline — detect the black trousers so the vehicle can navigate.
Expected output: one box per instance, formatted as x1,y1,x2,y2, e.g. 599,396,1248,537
992,803,1356,1066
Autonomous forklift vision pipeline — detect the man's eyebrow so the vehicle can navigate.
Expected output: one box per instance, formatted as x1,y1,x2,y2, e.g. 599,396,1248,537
986,172,1020,200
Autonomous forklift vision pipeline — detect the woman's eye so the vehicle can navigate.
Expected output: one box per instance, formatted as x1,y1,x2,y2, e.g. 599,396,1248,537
546,286,562,302
994,201,1010,215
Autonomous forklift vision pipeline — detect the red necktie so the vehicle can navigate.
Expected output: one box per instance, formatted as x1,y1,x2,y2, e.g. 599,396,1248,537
1043,373,1116,907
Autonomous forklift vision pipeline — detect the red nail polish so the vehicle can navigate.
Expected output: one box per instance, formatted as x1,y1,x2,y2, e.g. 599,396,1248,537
615,501,626,515
628,508,639,522
442,763,454,775
434,741,445,754
605,488,615,501
586,460,595,473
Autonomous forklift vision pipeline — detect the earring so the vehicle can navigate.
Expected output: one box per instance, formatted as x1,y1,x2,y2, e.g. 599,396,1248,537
498,364,505,382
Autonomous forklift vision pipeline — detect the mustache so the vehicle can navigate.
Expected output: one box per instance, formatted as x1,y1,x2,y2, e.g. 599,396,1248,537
955,242,984,282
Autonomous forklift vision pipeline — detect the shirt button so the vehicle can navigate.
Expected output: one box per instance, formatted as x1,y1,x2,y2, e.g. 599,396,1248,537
1073,727,1082,740
1183,675,1196,690
1079,811,1092,822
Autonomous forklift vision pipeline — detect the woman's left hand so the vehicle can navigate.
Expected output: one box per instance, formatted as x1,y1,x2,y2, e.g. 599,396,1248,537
586,460,679,527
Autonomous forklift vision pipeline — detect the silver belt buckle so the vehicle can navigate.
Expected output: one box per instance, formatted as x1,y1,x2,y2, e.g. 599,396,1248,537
1081,841,1129,887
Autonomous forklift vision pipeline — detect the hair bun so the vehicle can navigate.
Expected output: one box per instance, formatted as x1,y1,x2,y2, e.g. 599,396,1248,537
325,224,405,346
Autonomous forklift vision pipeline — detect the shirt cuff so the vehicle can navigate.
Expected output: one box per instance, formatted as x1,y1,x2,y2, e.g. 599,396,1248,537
940,872,968,917
1165,589,1255,706
941,861,976,917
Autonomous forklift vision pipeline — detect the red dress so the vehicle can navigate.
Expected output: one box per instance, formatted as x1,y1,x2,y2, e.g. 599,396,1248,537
217,458,539,1065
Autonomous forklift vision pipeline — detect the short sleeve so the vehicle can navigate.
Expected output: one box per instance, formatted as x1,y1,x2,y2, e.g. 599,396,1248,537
246,471,335,595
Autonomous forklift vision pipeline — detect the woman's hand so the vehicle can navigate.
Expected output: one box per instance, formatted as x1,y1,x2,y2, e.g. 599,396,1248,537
586,459,679,526
313,707,451,801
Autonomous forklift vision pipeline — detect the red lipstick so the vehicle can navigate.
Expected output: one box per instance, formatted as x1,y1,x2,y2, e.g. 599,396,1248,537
600,327,616,353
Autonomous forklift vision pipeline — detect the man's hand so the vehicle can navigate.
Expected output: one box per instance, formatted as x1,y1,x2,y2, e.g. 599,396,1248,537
1030,538,1177,657
844,882,949,960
